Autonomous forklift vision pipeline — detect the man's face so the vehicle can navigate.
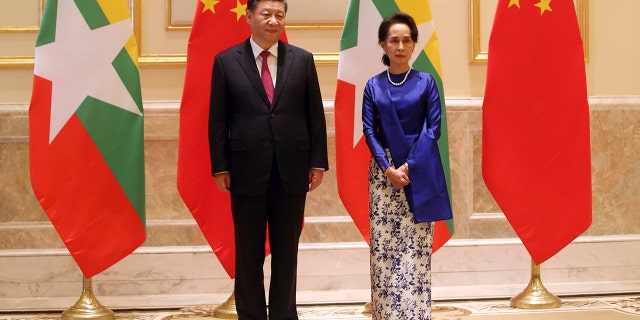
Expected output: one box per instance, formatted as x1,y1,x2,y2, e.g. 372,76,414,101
247,0,286,49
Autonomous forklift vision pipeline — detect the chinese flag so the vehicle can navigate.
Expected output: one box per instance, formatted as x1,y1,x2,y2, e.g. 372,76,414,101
177,0,286,278
482,0,592,264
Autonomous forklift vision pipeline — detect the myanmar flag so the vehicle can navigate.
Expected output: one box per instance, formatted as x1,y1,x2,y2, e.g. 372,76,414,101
482,0,592,264
177,0,286,278
29,0,146,278
335,0,454,252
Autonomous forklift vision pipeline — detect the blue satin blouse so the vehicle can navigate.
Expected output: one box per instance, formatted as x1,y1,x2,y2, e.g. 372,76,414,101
362,69,453,223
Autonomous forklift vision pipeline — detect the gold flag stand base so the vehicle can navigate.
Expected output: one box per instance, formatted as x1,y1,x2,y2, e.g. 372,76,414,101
510,259,562,309
62,277,114,320
213,292,238,319
362,301,372,317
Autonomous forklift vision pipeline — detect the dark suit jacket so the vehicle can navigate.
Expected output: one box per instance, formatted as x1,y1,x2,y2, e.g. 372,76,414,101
209,39,328,196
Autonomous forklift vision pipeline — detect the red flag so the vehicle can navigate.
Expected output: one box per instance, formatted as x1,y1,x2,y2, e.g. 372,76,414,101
177,0,286,278
482,0,592,264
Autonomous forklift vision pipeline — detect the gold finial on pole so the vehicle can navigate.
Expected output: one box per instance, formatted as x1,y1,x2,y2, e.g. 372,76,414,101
510,259,561,309
61,277,115,320
213,292,239,319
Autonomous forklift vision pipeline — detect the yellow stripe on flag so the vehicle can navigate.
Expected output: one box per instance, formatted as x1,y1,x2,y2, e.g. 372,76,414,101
124,35,139,67
396,0,432,25
98,0,130,24
423,33,442,76
97,0,138,66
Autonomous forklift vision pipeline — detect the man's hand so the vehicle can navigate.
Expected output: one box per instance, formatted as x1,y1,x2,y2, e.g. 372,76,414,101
214,172,231,192
308,169,324,191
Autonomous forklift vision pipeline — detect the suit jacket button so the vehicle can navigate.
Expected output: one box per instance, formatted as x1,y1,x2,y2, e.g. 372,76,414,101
270,113,275,118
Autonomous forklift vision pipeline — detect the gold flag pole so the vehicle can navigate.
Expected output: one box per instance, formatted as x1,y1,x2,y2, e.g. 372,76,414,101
213,292,238,319
61,277,115,320
510,259,561,309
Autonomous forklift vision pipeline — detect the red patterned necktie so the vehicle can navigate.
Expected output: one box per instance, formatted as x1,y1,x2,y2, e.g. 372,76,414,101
260,50,274,103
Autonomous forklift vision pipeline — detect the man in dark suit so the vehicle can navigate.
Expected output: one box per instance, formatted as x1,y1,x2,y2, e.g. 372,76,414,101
208,0,328,319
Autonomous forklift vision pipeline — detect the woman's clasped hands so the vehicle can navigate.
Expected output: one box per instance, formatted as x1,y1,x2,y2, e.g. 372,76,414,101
385,163,410,189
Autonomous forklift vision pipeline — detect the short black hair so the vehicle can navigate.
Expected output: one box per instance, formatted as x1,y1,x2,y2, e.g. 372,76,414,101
247,0,288,13
378,12,419,66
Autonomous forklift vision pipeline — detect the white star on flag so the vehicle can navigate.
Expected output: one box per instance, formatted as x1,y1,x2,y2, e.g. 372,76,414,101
34,0,141,143
337,1,435,147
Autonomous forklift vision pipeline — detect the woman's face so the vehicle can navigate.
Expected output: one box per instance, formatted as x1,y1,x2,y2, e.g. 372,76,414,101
381,23,415,68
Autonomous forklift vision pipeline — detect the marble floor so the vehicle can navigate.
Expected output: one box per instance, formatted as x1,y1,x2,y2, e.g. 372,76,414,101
1,294,639,320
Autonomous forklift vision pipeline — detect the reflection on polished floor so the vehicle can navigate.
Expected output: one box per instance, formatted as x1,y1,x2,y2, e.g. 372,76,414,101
1,294,639,320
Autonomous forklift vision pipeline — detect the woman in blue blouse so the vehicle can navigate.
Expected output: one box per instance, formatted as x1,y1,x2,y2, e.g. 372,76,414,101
362,12,452,320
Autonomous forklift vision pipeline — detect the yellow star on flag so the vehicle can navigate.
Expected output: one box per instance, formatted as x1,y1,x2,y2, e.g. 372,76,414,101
534,0,553,15
201,0,220,13
508,0,520,8
230,0,247,21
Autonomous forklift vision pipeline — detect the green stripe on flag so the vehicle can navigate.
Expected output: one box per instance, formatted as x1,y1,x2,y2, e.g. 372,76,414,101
372,0,400,19
76,97,146,224
74,0,110,29
340,0,360,51
36,0,58,47
113,48,143,113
